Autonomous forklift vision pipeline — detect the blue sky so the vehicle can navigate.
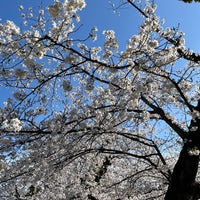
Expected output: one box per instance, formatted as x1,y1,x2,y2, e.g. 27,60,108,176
0,0,200,106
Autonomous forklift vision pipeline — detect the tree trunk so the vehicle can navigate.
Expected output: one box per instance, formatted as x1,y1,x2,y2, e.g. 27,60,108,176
165,143,200,200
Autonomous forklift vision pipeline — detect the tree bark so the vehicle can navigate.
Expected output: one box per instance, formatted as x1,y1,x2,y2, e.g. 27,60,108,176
165,143,200,200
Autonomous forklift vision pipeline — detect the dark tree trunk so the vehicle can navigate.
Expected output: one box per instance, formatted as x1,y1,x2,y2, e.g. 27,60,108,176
165,142,200,200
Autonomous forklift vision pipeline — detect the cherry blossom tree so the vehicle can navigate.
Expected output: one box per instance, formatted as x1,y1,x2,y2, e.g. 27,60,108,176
0,0,200,199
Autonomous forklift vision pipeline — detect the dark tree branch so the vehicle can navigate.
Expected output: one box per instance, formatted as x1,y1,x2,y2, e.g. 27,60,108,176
141,95,186,139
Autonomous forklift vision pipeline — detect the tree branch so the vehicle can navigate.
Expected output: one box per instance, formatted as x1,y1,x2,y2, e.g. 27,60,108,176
141,95,186,139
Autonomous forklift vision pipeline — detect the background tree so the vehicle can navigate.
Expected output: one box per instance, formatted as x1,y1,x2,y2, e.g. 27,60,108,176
1,0,200,199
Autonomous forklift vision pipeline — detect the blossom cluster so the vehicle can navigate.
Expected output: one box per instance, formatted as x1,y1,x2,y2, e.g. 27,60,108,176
48,0,86,19
2,118,23,132
103,30,118,59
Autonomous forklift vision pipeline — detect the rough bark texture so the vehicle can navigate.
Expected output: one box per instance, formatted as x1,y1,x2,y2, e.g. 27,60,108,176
165,143,200,200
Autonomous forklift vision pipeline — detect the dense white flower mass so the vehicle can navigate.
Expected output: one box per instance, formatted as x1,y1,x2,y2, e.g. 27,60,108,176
48,0,86,19
2,118,23,132
4,20,20,35
66,0,86,12
48,2,62,18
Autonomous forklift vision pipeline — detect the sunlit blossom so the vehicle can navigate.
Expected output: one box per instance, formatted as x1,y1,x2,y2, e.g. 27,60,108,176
2,118,23,132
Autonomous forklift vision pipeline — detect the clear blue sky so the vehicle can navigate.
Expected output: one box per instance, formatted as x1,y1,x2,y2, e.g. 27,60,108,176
0,0,200,106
